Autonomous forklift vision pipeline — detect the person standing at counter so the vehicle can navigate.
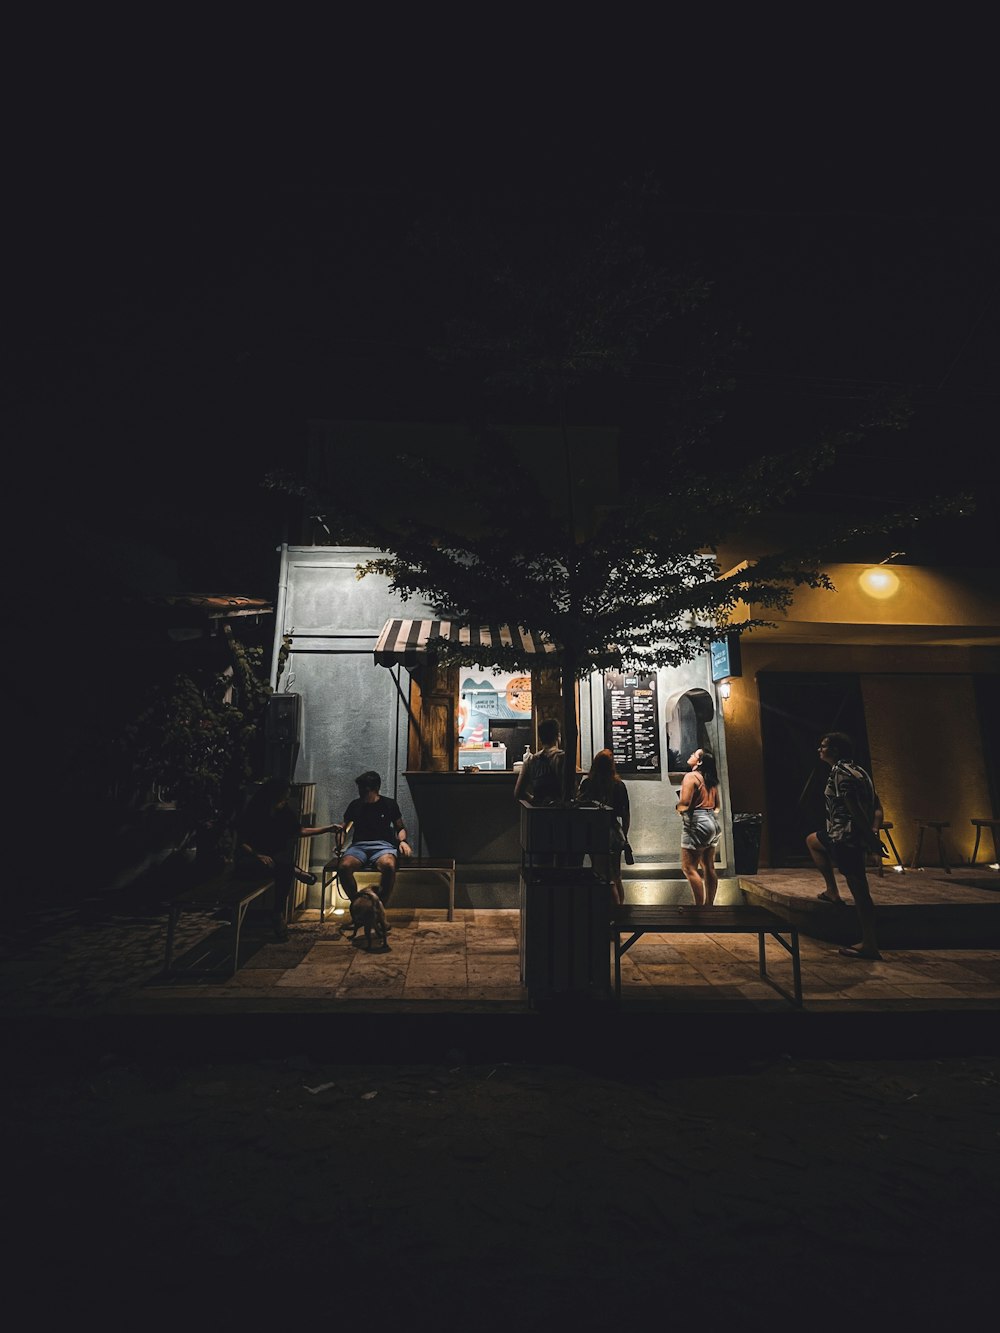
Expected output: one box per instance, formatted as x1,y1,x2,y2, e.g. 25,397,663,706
577,748,630,905
676,748,722,906
513,719,565,805
337,770,411,906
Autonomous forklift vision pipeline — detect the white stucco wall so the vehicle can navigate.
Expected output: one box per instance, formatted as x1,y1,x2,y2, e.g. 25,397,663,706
271,545,733,874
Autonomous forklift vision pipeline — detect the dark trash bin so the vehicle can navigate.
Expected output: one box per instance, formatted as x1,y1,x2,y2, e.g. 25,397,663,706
519,867,612,1006
732,813,763,875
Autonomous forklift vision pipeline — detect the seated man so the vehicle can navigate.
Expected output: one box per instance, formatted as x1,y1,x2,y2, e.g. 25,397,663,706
337,770,411,905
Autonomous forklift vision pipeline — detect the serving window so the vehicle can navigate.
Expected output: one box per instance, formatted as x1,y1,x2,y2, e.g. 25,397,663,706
405,663,568,773
457,669,532,769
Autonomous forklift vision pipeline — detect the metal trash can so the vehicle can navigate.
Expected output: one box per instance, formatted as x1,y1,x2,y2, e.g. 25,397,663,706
732,813,764,875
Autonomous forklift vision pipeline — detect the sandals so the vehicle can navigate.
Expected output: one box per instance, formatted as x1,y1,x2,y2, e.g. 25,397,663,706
838,945,882,960
816,891,845,905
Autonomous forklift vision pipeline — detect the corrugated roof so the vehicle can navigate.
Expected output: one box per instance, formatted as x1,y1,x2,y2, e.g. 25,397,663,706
133,593,273,619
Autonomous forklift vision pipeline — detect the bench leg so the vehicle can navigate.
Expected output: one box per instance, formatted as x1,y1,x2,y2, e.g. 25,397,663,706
971,826,982,866
232,900,254,976
448,871,454,923
758,931,803,1008
910,825,925,870
791,928,802,1006
883,827,903,872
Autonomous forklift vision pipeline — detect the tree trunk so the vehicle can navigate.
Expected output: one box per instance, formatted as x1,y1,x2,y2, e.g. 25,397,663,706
561,659,579,802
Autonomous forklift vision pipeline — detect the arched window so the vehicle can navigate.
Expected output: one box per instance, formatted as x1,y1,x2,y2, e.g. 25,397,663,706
665,687,715,774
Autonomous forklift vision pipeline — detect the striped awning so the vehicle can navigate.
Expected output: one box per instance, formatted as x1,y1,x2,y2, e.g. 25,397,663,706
374,619,556,667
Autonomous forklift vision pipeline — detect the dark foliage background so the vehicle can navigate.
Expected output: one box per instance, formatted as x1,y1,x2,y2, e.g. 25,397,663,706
7,21,997,603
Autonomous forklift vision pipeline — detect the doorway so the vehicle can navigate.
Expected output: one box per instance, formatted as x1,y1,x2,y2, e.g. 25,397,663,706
757,672,872,866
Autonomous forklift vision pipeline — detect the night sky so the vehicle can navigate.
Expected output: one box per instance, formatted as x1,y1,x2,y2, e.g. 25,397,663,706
9,33,998,600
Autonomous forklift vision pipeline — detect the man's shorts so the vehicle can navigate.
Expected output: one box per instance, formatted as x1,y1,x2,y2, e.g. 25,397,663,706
816,829,866,876
341,840,397,866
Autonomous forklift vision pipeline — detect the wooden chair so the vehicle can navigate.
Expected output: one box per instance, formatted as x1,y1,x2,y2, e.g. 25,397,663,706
873,820,904,876
910,820,952,874
319,822,352,922
970,818,1000,867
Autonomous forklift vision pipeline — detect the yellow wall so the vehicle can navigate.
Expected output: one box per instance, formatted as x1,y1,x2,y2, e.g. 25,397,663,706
723,641,998,866
861,674,990,865
755,564,999,631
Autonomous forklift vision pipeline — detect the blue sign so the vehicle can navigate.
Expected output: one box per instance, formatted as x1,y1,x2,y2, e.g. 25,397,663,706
710,635,742,683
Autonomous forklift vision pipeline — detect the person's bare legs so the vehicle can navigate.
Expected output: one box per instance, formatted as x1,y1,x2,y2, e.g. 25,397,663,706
591,853,623,905
701,848,719,905
338,857,362,901
806,832,843,902
681,848,706,905
841,870,881,958
375,852,397,905
611,851,625,906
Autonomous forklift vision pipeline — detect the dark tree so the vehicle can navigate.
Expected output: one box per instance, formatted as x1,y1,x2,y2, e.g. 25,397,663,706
274,188,965,798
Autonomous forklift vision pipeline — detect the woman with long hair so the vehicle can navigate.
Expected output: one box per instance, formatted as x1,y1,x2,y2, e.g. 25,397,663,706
578,748,631,905
676,747,722,905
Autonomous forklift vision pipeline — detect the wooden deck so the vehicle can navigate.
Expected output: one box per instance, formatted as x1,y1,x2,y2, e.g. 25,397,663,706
737,866,1000,948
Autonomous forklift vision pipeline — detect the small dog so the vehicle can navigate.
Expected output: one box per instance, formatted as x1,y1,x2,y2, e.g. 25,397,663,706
346,887,389,951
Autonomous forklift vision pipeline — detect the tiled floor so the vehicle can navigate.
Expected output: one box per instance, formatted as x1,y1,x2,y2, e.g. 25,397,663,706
4,876,998,1017
139,896,1000,1013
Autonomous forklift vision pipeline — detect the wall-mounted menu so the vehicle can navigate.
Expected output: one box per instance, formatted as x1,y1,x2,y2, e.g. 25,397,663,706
603,672,661,776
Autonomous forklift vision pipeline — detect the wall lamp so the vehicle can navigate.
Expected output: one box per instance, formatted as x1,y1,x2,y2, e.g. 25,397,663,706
859,567,901,599
718,681,732,699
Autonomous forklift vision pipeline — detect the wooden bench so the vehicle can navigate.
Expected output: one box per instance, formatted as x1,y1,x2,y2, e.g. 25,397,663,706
611,904,803,1007
320,856,457,922
163,869,275,977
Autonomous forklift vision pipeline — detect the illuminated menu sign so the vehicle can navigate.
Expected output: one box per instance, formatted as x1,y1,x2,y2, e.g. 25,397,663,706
604,672,661,776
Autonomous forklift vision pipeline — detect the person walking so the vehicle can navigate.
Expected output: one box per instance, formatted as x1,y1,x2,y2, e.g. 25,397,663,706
806,731,884,959
676,748,722,906
577,748,631,905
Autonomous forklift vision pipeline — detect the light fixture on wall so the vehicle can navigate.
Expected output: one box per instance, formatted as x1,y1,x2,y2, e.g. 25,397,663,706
718,680,731,699
859,567,901,599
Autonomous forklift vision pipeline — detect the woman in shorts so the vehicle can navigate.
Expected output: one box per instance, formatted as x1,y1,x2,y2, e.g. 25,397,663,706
676,748,722,906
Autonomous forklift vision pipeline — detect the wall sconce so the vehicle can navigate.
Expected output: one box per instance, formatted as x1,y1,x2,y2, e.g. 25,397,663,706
718,680,731,699
859,567,900,599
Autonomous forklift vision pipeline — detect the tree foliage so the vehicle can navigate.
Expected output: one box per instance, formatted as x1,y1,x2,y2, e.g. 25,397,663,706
271,186,969,798
123,635,271,846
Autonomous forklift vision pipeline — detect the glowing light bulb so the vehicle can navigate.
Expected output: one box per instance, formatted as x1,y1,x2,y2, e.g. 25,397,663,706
859,567,900,599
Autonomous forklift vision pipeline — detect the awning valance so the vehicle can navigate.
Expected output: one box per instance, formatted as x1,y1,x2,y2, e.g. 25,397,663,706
374,619,556,668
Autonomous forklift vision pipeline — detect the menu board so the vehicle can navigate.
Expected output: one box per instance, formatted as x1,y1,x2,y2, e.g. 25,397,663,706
604,672,661,776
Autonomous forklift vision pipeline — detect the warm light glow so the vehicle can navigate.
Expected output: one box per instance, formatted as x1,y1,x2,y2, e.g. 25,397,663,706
719,681,731,699
859,567,900,599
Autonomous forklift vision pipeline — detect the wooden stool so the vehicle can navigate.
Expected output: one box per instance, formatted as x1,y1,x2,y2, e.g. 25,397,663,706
970,818,1000,867
910,820,952,874
873,820,904,876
